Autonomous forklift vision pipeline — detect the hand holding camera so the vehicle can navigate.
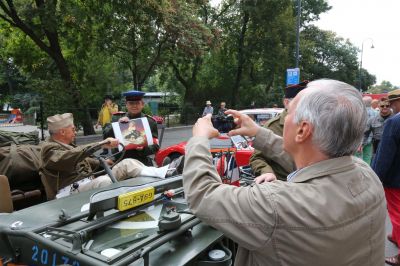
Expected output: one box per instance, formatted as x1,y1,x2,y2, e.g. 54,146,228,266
193,114,219,139
211,115,235,133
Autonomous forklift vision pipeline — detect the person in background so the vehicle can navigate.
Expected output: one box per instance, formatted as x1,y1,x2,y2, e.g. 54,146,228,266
105,90,159,166
357,96,377,164
371,89,400,265
183,79,385,266
372,98,380,111
202,100,213,117
364,97,393,156
249,81,308,183
217,102,227,116
40,113,183,200
96,95,118,156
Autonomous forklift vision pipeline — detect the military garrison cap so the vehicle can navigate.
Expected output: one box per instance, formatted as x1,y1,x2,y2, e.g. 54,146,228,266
47,113,74,131
284,80,309,99
123,90,145,101
388,89,400,102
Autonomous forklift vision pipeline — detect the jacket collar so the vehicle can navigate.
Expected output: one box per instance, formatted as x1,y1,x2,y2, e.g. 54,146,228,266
49,137,76,149
291,156,355,183
128,112,144,119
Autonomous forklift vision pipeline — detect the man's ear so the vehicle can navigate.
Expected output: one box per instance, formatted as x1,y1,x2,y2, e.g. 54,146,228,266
295,121,312,143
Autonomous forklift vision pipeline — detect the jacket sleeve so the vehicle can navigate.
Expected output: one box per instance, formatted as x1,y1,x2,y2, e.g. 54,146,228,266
183,136,277,250
372,118,399,183
252,127,296,174
249,120,279,175
97,106,104,124
364,117,372,141
110,104,118,114
41,143,101,172
249,149,275,175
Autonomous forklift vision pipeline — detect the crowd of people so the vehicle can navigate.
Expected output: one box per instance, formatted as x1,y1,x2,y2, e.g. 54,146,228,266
4,79,400,265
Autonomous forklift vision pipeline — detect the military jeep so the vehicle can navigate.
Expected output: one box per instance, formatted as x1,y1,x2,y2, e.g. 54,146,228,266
0,176,237,266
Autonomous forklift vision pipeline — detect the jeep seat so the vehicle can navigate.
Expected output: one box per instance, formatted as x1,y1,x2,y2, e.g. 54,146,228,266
0,175,13,213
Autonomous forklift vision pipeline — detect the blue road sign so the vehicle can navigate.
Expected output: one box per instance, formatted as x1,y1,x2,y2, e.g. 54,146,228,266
286,68,300,86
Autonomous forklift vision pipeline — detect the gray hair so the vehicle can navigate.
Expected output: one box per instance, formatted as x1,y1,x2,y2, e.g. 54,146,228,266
362,96,373,107
294,79,366,158
48,129,57,136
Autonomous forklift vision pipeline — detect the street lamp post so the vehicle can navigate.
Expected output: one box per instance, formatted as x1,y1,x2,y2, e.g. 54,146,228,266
359,38,374,91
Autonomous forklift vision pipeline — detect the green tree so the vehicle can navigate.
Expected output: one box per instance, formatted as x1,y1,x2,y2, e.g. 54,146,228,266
300,26,375,90
368,80,397,94
0,0,97,134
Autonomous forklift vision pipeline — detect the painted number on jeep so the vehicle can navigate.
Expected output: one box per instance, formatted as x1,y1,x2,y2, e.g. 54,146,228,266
117,187,155,211
32,245,80,266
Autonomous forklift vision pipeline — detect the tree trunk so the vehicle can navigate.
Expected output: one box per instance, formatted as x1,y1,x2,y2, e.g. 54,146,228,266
232,6,249,108
170,61,198,124
53,53,95,135
4,61,13,95
0,0,95,135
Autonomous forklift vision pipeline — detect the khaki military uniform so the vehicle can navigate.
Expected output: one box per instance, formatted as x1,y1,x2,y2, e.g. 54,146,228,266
183,128,386,266
40,138,147,199
249,110,289,180
40,138,102,199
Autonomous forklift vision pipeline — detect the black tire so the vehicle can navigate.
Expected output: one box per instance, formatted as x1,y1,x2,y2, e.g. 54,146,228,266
162,153,182,166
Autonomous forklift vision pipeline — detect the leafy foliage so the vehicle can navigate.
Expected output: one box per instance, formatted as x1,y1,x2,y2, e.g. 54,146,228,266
368,81,399,94
0,0,382,128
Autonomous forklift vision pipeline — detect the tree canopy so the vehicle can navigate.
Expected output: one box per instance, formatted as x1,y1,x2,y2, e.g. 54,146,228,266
0,0,379,131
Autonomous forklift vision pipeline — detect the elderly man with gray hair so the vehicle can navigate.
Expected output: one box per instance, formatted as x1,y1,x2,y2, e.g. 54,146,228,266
40,113,183,200
182,79,386,265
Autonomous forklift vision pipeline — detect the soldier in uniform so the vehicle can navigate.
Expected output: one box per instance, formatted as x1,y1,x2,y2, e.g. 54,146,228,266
40,113,182,200
249,81,308,182
105,90,159,166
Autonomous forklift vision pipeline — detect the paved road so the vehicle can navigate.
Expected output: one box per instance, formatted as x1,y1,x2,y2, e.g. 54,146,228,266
0,124,397,262
159,126,192,148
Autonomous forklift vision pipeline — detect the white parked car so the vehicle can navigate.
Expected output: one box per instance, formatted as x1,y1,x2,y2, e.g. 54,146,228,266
240,108,284,126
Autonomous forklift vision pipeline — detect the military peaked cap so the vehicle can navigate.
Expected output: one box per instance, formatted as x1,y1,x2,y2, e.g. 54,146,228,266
284,80,309,99
123,90,145,101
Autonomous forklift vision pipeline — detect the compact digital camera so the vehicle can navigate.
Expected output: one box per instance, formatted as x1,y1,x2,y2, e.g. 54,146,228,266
212,115,235,133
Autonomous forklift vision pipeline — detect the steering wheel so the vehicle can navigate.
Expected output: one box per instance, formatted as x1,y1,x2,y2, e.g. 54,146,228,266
80,142,126,183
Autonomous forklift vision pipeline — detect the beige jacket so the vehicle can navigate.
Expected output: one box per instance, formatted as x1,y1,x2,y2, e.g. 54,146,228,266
183,128,386,266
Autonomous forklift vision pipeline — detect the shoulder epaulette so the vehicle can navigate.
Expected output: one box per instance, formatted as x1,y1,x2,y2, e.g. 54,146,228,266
265,115,280,128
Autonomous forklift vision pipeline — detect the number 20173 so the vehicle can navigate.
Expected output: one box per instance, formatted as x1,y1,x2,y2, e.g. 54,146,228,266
32,245,80,266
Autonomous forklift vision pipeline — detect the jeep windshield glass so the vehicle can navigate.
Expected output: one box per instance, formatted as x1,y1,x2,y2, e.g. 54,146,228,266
87,200,189,257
